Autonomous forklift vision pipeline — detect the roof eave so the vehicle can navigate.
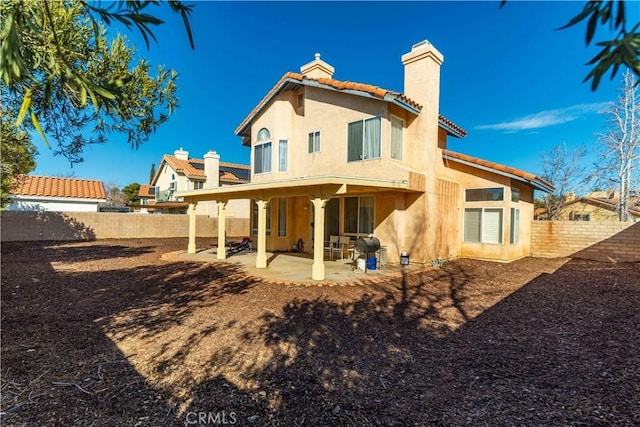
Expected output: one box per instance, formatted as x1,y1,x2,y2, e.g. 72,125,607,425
438,120,466,139
236,77,301,139
236,76,424,143
443,153,555,193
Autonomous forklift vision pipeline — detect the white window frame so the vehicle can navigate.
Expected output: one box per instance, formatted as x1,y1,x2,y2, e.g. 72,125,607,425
254,128,272,174
390,115,404,160
254,142,272,174
347,115,382,162
279,139,288,172
510,208,520,244
464,207,503,244
193,181,204,190
308,131,321,153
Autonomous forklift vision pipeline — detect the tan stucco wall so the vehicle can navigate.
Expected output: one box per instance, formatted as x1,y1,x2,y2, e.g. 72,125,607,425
248,87,412,184
437,161,535,262
1,211,249,242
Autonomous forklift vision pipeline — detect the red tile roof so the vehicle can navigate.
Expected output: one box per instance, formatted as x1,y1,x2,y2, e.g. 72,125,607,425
11,175,107,199
138,185,156,198
442,150,555,192
235,72,466,139
158,156,250,183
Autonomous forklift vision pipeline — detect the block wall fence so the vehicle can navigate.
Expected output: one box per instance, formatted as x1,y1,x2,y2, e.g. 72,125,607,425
1,211,249,242
531,221,639,262
2,212,637,263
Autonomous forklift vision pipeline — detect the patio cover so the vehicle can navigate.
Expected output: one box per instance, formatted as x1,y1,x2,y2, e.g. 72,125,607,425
178,175,422,280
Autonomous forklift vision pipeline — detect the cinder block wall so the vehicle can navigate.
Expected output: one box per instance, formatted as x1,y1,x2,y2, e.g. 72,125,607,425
1,211,250,242
531,221,639,262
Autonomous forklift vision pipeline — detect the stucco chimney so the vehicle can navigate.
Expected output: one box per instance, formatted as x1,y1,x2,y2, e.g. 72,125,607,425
401,40,443,112
204,150,220,189
401,40,444,172
174,147,189,160
300,53,335,79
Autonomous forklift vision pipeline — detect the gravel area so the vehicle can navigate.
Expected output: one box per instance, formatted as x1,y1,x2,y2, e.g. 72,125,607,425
1,238,638,426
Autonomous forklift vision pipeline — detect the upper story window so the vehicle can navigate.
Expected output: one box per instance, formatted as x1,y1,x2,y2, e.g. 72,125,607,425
390,116,403,160
348,116,381,162
254,128,272,174
194,181,203,190
279,140,288,172
465,187,504,202
308,131,320,153
257,128,270,142
511,188,520,202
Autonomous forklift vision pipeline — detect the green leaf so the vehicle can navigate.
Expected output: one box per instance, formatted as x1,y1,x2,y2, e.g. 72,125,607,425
80,83,87,106
15,88,32,127
30,111,50,149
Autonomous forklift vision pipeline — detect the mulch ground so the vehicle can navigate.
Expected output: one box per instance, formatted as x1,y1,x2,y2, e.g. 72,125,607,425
1,238,639,426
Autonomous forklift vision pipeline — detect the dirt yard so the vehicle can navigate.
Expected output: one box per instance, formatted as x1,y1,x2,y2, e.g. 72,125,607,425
1,238,638,426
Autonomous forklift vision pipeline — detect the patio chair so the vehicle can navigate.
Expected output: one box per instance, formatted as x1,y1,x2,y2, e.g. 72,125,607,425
227,237,253,256
338,236,352,260
324,235,340,260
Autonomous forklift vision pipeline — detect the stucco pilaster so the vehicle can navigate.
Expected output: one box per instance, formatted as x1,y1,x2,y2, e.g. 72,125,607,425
310,197,328,280
255,199,269,268
217,200,227,259
187,202,198,253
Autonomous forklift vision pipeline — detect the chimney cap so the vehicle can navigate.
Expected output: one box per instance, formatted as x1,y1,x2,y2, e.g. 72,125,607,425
300,52,335,79
401,38,443,66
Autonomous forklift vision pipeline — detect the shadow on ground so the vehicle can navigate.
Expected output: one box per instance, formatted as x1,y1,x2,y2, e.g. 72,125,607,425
1,239,638,426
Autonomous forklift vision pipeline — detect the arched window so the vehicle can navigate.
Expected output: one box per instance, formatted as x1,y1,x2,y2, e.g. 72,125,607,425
255,128,272,173
257,128,270,142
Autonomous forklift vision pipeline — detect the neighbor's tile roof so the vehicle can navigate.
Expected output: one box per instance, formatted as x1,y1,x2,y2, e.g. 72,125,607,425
11,175,107,199
138,185,156,198
442,150,555,192
161,156,250,182
235,72,466,139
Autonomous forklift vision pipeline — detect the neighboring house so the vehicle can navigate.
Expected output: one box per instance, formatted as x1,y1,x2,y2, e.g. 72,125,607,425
7,175,107,212
179,40,554,280
553,192,640,222
150,148,250,217
134,185,156,214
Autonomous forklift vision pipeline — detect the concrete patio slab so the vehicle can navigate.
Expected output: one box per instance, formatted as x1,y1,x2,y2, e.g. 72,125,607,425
178,248,420,285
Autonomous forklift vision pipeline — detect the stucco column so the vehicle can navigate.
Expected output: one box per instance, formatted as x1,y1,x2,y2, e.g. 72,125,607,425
217,200,227,260
187,201,198,254
311,197,328,281
256,199,269,268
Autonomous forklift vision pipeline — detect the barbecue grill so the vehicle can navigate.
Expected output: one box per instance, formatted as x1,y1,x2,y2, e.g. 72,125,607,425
354,235,380,272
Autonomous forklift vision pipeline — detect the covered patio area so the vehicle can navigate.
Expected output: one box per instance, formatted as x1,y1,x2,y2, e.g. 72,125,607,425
178,175,423,281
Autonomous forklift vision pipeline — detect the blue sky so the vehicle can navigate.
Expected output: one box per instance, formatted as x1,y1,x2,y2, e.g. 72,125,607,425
33,1,636,189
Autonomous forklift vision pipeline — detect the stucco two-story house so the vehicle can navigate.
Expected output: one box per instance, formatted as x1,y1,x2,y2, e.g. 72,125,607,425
179,40,553,280
151,148,251,217
7,175,107,212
